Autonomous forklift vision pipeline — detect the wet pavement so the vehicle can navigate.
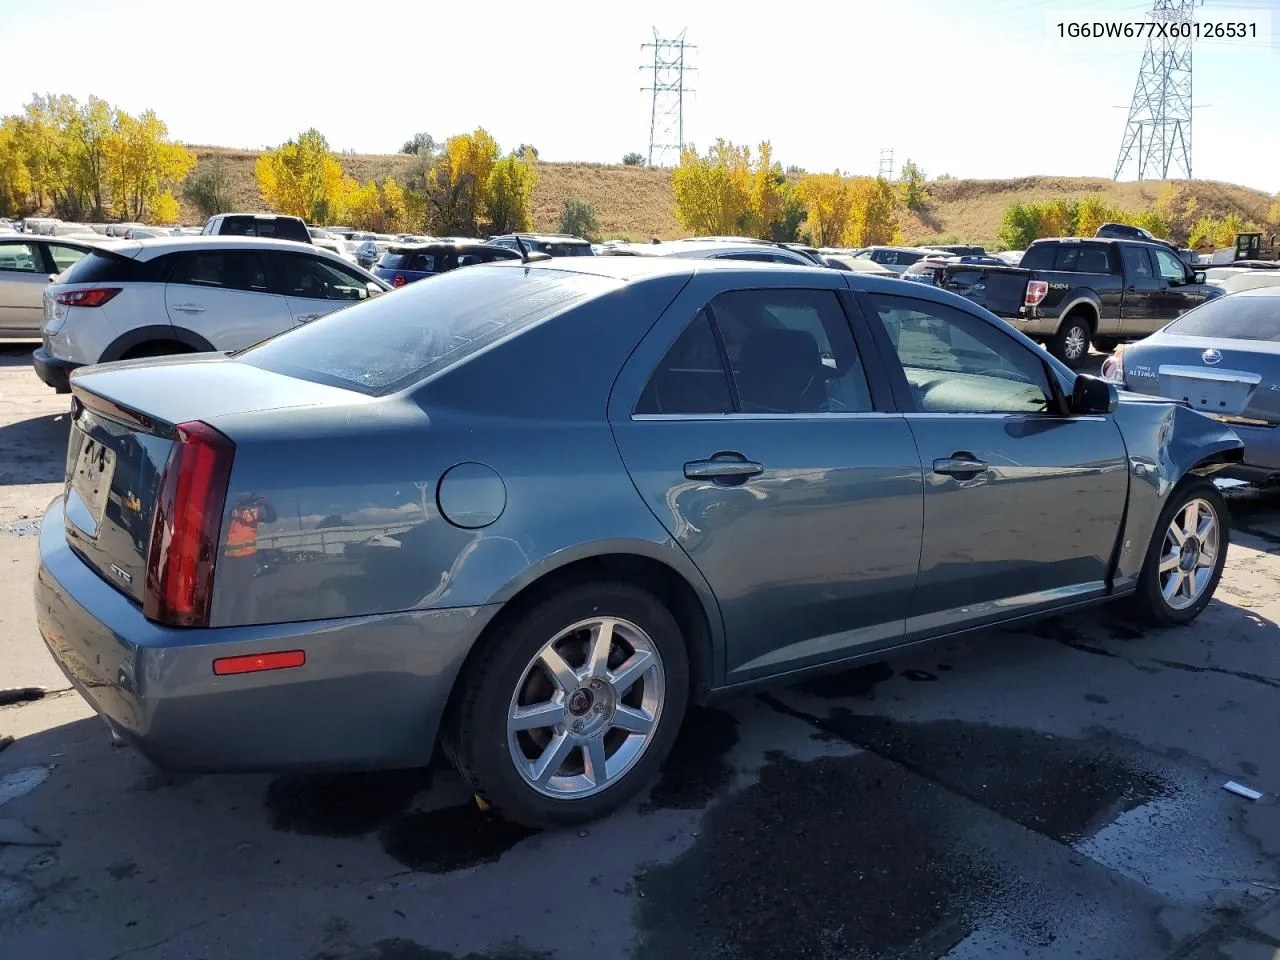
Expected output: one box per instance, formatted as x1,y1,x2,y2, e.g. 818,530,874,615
3,345,1280,959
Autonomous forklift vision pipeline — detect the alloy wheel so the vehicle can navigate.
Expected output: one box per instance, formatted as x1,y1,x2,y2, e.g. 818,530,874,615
1158,497,1219,610
506,616,666,799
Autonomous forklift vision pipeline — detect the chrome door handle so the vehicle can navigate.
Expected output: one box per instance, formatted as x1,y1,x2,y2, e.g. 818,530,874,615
170,303,205,314
933,455,988,478
296,313,321,322
684,455,763,482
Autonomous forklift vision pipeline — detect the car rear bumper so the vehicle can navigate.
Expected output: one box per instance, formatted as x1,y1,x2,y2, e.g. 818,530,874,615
32,346,79,393
1219,421,1280,484
35,497,498,772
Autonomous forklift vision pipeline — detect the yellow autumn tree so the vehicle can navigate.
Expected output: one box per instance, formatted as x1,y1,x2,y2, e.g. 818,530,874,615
486,150,539,234
255,129,353,224
847,176,900,246
104,109,195,222
422,128,499,234
673,139,777,237
795,172,854,246
0,117,32,216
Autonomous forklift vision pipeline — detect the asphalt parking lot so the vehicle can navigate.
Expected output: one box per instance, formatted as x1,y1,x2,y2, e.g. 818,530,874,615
3,343,1280,960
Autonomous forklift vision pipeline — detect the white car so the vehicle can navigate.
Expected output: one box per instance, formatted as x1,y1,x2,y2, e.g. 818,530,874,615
33,236,391,393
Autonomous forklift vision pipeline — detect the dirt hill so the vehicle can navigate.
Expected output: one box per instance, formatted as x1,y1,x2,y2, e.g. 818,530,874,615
186,147,1272,246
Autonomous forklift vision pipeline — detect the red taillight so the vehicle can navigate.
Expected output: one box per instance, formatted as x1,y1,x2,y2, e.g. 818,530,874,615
144,420,235,627
213,650,305,676
1024,280,1049,307
392,274,406,287
55,287,121,308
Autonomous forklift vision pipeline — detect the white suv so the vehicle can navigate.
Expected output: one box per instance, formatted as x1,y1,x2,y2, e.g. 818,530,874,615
33,236,389,393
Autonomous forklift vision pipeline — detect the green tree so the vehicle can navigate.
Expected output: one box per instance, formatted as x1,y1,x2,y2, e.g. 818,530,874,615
897,159,929,211
182,154,233,219
622,152,645,166
997,202,1041,250
514,143,539,159
401,132,436,156
487,151,539,234
556,199,600,241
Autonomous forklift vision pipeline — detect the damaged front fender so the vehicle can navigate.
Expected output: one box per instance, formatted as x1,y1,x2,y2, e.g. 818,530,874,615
1111,397,1244,587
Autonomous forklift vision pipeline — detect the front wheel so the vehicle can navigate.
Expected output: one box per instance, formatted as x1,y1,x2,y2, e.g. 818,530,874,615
1049,315,1092,368
1129,478,1229,626
444,581,689,827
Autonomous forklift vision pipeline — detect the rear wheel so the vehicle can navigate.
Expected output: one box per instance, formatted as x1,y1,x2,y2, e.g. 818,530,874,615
1129,478,1229,626
1049,313,1093,368
120,341,195,361
444,580,689,827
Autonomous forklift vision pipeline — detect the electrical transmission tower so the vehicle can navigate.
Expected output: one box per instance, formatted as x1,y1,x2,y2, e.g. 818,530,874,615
1113,0,1199,181
878,148,895,179
641,29,696,167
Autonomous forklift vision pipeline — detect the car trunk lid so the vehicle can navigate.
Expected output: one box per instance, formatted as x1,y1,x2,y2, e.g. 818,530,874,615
938,264,1030,316
64,353,368,608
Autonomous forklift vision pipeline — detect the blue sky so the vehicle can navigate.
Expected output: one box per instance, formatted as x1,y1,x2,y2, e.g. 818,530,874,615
3,0,1278,192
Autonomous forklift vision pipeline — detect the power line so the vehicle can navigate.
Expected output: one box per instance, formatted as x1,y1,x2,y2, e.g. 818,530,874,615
640,29,696,168
1113,0,1200,181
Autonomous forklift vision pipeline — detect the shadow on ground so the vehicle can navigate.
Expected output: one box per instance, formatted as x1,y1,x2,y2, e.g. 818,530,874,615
0,412,69,486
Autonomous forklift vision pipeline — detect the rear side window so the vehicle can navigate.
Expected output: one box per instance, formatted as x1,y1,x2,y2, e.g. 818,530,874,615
378,252,406,270
0,242,41,272
635,310,733,415
237,266,616,395
169,251,270,292
405,253,437,272
1121,245,1154,279
1075,244,1112,274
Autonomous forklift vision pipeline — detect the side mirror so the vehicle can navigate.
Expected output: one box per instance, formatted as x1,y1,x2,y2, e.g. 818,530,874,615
1070,374,1118,415
1193,270,1206,284
366,281,384,298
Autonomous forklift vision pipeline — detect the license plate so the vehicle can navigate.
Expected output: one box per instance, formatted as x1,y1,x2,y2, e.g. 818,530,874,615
1158,365,1259,417
69,432,117,531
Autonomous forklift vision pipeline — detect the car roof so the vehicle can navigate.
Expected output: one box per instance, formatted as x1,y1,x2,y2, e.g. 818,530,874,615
98,235,363,262
1229,285,1280,298
494,233,591,243
211,212,304,221
386,241,513,254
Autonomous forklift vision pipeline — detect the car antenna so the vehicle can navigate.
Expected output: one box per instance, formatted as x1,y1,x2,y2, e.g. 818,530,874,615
513,235,551,264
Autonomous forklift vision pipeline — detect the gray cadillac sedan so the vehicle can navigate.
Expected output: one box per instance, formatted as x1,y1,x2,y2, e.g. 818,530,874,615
36,256,1243,826
1102,286,1280,485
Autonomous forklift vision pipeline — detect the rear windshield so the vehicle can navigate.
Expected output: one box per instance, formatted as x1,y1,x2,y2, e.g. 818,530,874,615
538,242,594,257
236,266,616,395
1163,294,1280,341
57,250,159,284
377,252,405,270
221,217,310,244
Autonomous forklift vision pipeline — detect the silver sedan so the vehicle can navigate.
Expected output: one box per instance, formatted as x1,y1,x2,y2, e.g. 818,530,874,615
0,236,97,338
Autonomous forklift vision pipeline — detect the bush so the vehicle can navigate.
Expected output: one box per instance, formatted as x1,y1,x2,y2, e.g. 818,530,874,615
622,152,645,166
556,199,600,241
182,155,232,219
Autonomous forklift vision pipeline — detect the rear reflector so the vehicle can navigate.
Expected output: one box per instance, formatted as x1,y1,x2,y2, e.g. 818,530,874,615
213,650,306,676
144,421,235,627
1024,280,1049,307
55,287,121,308
393,274,406,287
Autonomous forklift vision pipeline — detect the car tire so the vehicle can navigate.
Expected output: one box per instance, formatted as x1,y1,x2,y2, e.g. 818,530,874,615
444,580,690,828
1049,314,1093,368
1129,477,1229,627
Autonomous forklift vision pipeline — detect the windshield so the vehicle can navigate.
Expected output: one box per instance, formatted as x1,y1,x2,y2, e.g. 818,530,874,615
237,265,617,395
1163,293,1280,342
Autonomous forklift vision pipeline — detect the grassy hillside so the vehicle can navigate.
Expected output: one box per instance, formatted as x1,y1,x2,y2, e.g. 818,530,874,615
185,147,1270,246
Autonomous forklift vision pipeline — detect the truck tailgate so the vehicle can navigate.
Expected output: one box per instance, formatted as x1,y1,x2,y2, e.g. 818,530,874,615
939,266,1029,316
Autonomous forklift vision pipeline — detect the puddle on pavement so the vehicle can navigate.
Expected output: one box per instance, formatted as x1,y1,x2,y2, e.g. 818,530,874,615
637,751,1004,959
380,804,537,873
639,705,739,812
264,769,433,837
793,661,894,699
821,712,1170,844
315,938,553,960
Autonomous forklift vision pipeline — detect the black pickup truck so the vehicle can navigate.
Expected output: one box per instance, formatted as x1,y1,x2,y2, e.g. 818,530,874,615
934,236,1222,367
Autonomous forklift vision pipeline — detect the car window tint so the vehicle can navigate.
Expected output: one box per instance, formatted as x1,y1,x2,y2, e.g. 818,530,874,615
1076,244,1111,273
868,293,1051,414
238,267,615,395
408,253,438,272
1122,245,1154,279
717,252,775,262
1153,248,1185,280
634,309,733,415
169,251,269,292
218,218,255,237
47,244,88,272
1019,244,1055,270
276,252,369,300
1165,294,1280,340
1052,246,1080,271
711,289,873,414
0,242,41,272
